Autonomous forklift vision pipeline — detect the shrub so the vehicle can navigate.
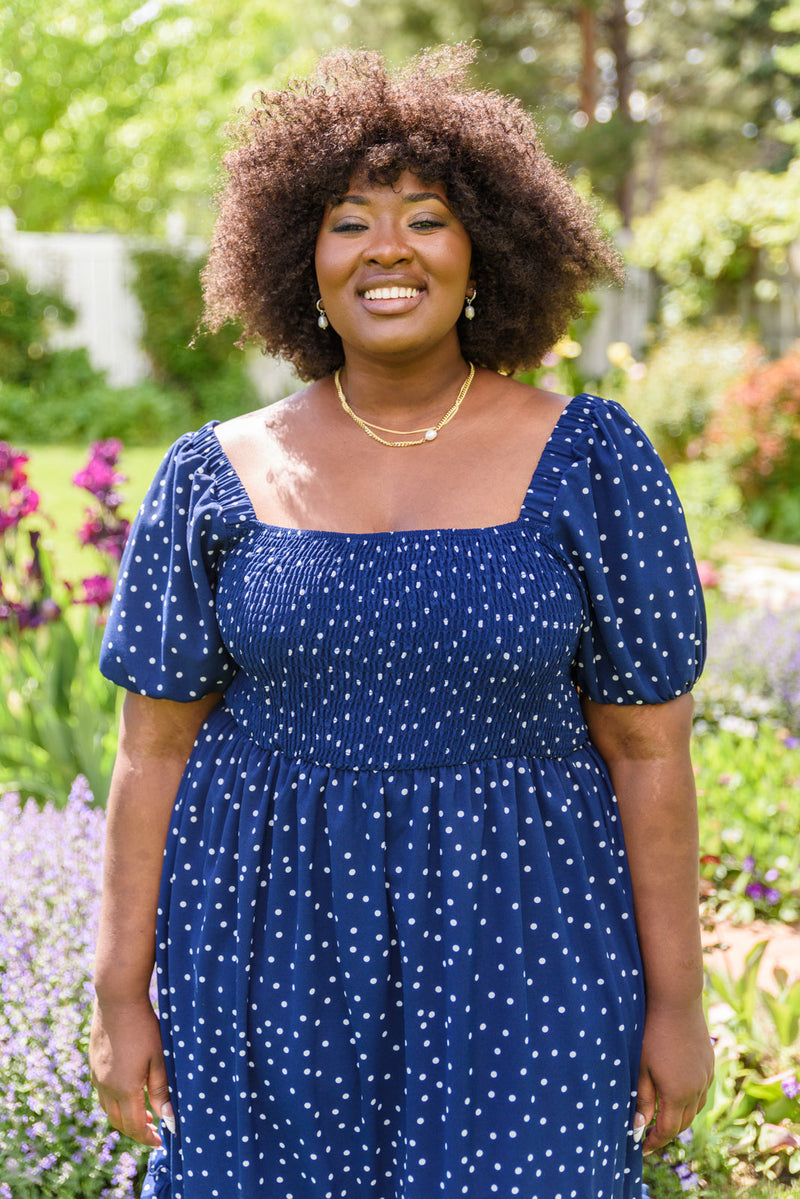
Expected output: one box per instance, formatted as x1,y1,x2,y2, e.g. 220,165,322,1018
0,350,192,447
620,322,760,466
702,347,800,543
130,247,257,421
0,257,75,386
0,777,147,1197
629,162,800,329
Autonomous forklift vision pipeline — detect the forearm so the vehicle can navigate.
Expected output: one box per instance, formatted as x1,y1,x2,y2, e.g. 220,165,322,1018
94,755,187,1001
583,693,703,1009
94,692,220,1002
610,753,703,1009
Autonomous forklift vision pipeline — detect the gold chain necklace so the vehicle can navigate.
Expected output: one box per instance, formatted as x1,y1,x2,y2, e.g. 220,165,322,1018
334,363,476,448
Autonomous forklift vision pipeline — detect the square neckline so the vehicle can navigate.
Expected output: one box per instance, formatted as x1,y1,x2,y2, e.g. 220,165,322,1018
206,393,591,540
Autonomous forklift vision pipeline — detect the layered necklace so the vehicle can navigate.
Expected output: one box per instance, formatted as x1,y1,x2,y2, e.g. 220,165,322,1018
334,363,476,448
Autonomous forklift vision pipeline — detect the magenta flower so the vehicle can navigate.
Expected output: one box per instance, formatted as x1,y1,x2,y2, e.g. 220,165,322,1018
782,1075,800,1100
73,441,127,512
0,443,30,489
76,574,115,608
745,882,766,901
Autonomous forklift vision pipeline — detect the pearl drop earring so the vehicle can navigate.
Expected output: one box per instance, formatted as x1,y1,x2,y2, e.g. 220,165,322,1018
464,289,477,321
316,299,329,330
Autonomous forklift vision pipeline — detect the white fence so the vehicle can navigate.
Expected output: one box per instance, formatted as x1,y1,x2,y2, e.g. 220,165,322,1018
1,209,797,395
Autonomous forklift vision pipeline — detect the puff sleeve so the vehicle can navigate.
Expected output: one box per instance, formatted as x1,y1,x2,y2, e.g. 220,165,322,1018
550,398,706,705
99,427,238,700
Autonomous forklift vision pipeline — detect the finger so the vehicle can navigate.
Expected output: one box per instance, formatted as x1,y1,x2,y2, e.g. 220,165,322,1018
147,1051,176,1134
636,1069,657,1130
117,1087,164,1148
643,1100,688,1156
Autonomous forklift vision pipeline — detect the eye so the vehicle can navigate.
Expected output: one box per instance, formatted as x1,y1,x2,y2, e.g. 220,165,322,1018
410,217,446,230
332,220,368,234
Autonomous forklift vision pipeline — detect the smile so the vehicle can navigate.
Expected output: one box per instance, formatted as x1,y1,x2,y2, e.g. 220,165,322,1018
362,286,422,300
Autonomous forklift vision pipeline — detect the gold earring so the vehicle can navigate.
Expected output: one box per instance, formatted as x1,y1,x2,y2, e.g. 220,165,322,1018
464,289,477,321
316,299,329,330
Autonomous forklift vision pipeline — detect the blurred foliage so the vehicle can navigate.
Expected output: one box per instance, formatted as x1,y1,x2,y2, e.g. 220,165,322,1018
669,459,744,562
629,162,800,327
0,255,75,382
0,250,257,444
619,321,762,463
130,247,257,423
1,0,797,235
773,0,800,151
330,0,798,219
0,0,317,235
700,346,800,543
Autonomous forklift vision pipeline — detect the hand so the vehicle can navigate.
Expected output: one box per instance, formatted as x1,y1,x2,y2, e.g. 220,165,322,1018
635,1000,714,1156
89,996,175,1147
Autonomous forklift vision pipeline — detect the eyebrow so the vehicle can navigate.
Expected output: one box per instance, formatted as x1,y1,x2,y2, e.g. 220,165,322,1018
331,191,452,209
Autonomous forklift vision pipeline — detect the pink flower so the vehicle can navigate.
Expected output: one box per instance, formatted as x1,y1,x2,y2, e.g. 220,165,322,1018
696,560,719,589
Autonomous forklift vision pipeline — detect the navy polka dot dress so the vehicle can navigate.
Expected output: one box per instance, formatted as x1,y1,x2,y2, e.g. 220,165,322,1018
100,395,705,1199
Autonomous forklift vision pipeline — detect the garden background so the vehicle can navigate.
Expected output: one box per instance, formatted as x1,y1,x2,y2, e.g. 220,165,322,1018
2,1,800,1196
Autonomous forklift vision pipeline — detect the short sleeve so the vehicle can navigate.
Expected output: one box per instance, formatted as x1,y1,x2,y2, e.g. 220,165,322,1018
99,427,238,700
549,398,706,705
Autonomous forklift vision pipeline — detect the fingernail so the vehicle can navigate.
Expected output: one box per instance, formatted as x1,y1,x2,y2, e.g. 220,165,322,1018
162,1103,176,1135
633,1113,646,1144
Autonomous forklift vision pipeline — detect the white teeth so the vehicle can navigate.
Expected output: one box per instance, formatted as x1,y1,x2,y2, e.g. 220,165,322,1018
363,286,421,300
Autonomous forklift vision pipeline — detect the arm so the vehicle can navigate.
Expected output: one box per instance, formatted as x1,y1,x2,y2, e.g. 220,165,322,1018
582,692,714,1155
90,690,221,1147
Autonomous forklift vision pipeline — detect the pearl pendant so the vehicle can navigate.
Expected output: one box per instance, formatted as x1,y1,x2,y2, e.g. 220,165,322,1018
425,429,437,441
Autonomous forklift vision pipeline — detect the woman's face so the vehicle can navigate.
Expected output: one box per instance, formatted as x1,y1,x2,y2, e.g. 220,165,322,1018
314,170,474,364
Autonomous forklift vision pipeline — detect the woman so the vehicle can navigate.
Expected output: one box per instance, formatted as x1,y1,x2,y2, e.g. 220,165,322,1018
90,46,713,1199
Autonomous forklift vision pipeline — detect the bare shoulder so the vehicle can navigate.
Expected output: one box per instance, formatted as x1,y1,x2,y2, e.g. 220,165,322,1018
483,372,572,426
214,381,322,455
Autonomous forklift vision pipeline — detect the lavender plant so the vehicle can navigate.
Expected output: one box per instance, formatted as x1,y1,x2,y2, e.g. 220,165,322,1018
0,777,147,1197
694,605,800,736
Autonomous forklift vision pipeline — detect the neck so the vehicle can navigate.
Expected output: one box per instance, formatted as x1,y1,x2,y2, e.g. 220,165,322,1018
336,346,473,427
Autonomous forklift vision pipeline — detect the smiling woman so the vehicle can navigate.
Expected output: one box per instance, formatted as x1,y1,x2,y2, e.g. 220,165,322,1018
90,44,712,1199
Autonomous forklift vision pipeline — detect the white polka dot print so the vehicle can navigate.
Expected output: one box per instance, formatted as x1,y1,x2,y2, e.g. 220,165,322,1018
100,395,706,1199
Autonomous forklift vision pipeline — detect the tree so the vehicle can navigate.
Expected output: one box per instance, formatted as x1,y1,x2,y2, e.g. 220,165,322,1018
320,0,798,220
0,0,306,233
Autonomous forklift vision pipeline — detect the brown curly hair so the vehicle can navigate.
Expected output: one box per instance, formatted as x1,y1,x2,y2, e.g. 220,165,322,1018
202,45,623,381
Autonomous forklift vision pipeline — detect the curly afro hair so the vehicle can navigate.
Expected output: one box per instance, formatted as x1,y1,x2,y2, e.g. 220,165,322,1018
202,45,623,381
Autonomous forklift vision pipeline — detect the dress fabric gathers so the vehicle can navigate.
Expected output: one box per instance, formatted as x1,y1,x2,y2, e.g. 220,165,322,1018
99,394,706,1199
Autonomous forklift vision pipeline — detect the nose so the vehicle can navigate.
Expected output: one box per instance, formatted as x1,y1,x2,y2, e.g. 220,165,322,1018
363,217,412,266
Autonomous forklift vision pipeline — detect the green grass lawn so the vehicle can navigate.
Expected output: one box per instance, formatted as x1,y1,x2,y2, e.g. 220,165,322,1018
24,442,167,583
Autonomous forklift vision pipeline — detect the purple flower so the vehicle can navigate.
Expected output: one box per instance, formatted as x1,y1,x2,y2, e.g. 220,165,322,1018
785,736,800,750
742,856,756,873
745,882,766,900
782,1075,800,1099
0,780,148,1191
765,888,782,905
674,1162,701,1190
